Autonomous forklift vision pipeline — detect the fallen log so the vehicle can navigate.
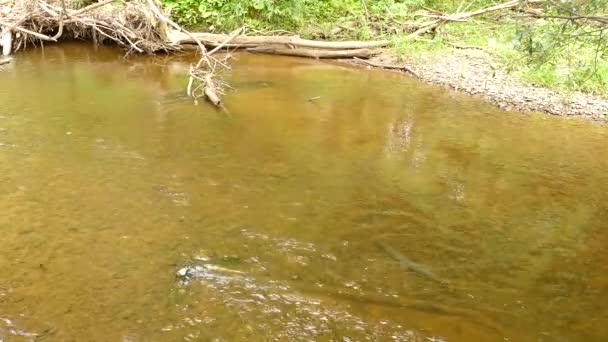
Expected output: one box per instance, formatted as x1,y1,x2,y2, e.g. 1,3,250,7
353,57,419,78
169,30,390,50
180,42,258,51
247,47,375,59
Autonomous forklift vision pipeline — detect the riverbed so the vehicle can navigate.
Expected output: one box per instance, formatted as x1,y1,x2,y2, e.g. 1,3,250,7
1,43,608,341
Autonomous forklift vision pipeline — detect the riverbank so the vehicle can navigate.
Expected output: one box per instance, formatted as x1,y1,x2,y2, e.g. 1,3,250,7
2,1,606,120
355,49,608,122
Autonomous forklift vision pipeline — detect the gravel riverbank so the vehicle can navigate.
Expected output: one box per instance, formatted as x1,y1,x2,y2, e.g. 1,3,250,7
363,49,608,122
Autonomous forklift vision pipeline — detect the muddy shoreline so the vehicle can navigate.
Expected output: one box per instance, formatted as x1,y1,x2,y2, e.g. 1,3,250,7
351,50,608,123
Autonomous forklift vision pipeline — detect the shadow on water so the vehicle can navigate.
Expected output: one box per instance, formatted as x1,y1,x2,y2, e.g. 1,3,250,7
1,42,608,341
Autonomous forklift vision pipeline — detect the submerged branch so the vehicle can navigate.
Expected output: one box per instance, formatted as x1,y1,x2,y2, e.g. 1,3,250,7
353,57,420,77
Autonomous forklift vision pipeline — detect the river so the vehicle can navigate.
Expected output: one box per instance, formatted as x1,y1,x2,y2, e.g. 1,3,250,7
1,43,607,341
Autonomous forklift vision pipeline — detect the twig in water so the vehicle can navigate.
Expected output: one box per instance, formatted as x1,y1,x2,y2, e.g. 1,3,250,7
353,57,420,78
307,96,321,101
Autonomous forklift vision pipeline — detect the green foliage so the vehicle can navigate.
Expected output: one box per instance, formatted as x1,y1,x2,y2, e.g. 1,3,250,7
159,0,444,31
392,34,447,62
509,1,608,96
160,0,308,30
159,0,607,96
69,0,97,9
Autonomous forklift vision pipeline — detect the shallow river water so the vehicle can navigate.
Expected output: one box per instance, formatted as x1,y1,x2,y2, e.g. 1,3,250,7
1,43,608,341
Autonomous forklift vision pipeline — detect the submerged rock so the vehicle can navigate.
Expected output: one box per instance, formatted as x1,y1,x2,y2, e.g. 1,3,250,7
176,258,246,284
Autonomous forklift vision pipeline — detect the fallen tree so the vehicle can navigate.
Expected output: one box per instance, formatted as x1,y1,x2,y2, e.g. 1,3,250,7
0,0,396,105
247,47,375,59
167,30,391,50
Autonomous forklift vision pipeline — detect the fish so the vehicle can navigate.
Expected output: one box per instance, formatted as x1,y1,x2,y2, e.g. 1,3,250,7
231,80,274,90
375,240,446,285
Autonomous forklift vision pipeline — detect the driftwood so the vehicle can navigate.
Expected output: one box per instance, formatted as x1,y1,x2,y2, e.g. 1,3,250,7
1,28,10,56
168,30,391,50
247,47,375,59
353,56,420,78
0,57,10,65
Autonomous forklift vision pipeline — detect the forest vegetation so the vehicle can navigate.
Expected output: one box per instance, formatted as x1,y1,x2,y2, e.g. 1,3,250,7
159,0,608,97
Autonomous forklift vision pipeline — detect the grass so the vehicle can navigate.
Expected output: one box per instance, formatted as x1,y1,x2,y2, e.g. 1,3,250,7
390,19,608,99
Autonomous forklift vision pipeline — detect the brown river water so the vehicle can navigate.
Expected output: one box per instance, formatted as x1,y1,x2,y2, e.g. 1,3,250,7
1,43,608,341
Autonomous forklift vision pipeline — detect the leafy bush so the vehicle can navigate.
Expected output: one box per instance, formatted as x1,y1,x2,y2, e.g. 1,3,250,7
510,1,608,95
160,0,308,30
159,0,439,31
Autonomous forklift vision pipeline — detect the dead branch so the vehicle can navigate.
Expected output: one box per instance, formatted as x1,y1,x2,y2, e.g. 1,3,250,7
208,26,244,56
71,0,114,17
145,0,207,55
1,0,174,53
0,57,10,65
353,57,419,78
247,47,376,59
0,20,56,41
407,0,546,38
144,0,228,106
538,14,608,25
186,27,243,106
